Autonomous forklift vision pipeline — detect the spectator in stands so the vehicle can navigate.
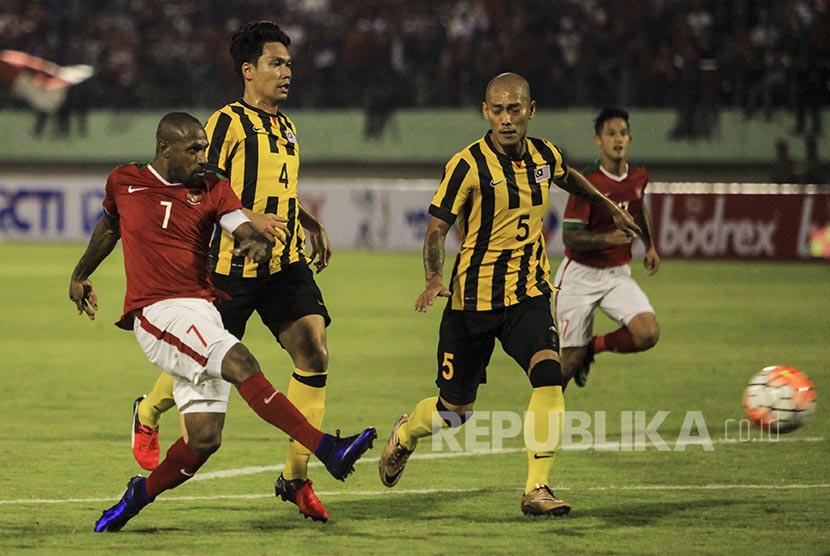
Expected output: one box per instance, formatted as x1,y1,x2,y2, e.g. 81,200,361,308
769,139,796,184
0,0,826,116
789,7,822,136
801,134,826,185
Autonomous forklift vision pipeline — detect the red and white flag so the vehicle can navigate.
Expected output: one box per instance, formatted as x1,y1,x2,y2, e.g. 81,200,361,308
0,50,93,113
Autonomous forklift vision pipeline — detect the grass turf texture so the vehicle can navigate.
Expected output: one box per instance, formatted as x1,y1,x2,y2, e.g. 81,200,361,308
0,244,827,555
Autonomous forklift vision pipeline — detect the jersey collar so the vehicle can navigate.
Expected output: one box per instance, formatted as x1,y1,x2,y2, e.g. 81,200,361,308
483,131,528,164
599,163,629,182
238,98,279,117
147,164,181,186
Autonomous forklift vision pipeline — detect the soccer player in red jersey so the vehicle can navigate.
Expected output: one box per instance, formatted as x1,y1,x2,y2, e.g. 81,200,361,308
132,20,337,522
69,113,375,532
554,107,661,389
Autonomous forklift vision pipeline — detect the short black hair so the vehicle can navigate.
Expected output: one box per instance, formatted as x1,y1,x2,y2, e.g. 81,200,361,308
594,107,630,135
156,112,202,143
229,21,291,81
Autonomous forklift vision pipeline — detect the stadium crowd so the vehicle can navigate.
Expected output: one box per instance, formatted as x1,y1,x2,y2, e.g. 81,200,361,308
1,0,827,138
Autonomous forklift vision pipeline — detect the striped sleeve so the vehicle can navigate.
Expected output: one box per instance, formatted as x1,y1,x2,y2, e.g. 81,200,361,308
429,153,471,224
205,109,234,173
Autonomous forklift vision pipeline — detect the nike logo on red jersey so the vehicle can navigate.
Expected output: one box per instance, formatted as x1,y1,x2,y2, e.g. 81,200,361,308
128,186,148,193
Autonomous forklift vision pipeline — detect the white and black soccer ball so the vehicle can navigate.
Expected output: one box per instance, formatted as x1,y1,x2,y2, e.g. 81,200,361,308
743,365,816,433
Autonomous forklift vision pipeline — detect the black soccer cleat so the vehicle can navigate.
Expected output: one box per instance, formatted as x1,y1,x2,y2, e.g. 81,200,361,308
574,340,595,388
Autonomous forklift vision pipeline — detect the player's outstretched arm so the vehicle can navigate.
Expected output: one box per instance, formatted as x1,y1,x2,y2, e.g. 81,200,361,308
415,216,451,313
69,213,121,320
555,167,641,238
563,227,633,250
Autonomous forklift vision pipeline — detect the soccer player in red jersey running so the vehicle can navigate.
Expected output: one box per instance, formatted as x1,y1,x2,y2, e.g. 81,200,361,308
69,112,375,532
132,20,337,523
554,107,660,389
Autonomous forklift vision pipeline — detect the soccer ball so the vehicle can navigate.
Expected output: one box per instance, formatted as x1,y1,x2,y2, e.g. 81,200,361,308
743,365,816,433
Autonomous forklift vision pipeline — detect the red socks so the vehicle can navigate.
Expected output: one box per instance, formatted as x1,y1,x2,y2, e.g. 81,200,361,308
596,327,639,354
144,373,325,500
237,372,324,453
145,437,207,499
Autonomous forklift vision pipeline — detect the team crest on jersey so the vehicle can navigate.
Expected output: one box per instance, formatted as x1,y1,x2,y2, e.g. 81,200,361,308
534,165,551,183
285,130,297,144
186,190,203,206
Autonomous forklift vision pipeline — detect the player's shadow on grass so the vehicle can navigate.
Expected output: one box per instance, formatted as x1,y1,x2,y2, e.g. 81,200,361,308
299,488,559,531
99,496,455,534
577,498,742,528
331,491,491,519
89,493,741,534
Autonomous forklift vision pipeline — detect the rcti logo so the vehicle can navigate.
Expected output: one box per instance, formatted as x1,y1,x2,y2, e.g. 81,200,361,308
0,187,65,233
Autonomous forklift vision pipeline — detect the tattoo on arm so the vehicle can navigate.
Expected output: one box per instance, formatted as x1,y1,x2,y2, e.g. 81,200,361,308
424,229,445,279
563,228,613,250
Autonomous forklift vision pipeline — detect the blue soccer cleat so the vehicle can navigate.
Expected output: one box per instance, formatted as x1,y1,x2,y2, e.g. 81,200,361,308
317,428,377,481
94,475,153,532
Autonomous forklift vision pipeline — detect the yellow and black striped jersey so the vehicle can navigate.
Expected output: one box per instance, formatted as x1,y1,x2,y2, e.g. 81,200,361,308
205,99,305,278
429,131,567,311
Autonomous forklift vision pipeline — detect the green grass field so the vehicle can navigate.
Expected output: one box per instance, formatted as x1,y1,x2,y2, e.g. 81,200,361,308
0,244,828,555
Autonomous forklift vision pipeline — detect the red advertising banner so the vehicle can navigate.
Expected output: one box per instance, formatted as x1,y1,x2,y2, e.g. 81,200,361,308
649,190,830,260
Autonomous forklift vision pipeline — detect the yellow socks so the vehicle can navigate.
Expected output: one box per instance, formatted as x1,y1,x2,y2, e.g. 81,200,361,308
524,385,565,494
394,388,563,494
283,368,327,480
139,373,176,428
397,396,449,451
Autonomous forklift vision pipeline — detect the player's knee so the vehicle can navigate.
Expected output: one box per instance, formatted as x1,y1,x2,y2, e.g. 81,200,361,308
305,340,329,373
634,323,660,350
528,359,563,388
437,397,473,428
187,428,222,458
221,343,261,385
289,335,328,373
189,435,222,459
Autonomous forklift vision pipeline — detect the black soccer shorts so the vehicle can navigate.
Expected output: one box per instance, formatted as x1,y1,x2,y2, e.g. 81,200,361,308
435,295,559,406
212,262,331,344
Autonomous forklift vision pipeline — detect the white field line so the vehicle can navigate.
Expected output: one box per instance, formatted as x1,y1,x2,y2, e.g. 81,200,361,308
0,436,824,506
2,483,829,506
191,435,826,481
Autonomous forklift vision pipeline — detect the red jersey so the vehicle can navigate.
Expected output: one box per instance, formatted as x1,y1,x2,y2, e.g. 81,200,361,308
562,163,648,268
102,164,243,328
